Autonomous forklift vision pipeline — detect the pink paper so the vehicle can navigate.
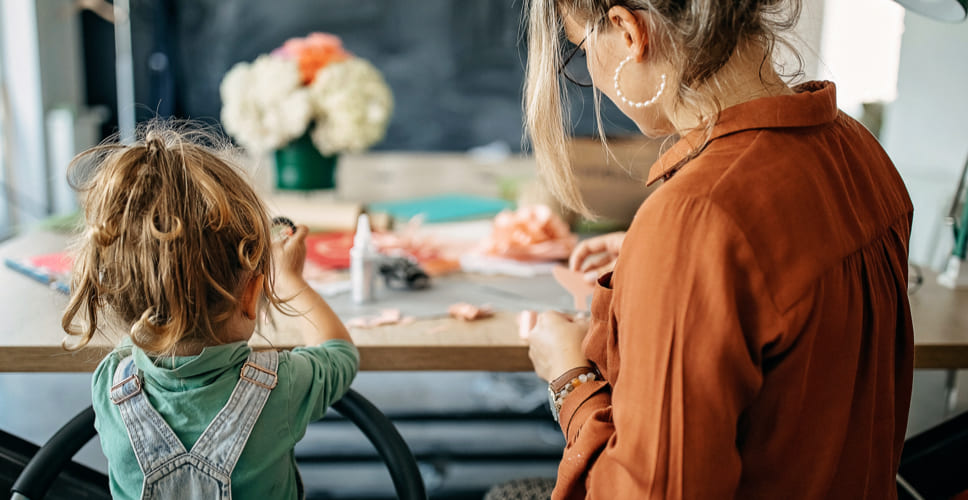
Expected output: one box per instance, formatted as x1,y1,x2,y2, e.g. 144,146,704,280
346,309,416,329
518,310,537,339
552,265,595,311
448,302,494,321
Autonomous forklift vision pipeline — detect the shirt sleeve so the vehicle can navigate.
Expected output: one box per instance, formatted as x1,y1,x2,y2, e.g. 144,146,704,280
90,349,144,499
91,352,118,436
90,347,129,436
285,339,360,441
554,192,779,499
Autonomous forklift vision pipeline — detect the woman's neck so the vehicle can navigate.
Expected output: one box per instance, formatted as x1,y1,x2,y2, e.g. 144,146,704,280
667,41,794,133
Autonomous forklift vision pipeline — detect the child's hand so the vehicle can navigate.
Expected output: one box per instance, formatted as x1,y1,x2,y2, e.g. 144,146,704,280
272,224,309,296
269,223,352,345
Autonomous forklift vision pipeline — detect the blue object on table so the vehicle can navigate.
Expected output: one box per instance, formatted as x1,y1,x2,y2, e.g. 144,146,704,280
4,258,71,295
368,194,512,223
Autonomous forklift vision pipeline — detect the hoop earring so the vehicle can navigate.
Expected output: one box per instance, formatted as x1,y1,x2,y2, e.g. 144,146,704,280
614,56,666,108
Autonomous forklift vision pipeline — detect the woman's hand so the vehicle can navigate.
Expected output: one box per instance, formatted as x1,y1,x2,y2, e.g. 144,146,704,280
527,311,592,382
271,224,309,297
569,231,626,283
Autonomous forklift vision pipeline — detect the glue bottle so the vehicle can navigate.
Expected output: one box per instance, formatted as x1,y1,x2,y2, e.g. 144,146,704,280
350,213,378,303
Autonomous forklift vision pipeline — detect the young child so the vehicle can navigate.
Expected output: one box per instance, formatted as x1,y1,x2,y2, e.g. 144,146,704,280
61,121,358,499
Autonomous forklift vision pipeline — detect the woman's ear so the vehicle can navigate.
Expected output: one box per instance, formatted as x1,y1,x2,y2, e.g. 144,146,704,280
241,273,265,321
607,5,649,61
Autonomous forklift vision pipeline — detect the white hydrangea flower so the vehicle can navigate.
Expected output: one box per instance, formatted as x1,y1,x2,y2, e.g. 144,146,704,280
219,55,312,152
307,58,394,155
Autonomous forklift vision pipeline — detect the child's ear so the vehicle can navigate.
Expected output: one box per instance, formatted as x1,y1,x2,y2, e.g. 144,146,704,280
241,273,265,320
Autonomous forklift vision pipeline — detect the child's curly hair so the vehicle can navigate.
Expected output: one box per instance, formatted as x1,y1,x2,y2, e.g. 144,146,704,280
62,120,282,355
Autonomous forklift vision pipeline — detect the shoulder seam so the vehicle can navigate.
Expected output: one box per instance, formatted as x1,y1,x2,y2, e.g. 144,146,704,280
781,210,913,313
640,190,785,325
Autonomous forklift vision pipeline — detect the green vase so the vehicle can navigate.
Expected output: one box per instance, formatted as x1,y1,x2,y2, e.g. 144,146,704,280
273,133,338,190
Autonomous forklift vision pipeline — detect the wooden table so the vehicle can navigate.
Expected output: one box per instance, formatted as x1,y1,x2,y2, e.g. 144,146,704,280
0,229,537,372
907,266,968,369
3,228,968,373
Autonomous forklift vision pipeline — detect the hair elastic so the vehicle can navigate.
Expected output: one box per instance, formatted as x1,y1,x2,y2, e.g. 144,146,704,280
271,216,296,240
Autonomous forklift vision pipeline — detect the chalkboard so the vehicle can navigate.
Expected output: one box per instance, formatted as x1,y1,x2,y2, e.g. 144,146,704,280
127,0,636,152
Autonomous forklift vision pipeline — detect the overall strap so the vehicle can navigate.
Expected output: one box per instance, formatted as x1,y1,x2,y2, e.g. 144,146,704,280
110,356,188,474
189,350,279,473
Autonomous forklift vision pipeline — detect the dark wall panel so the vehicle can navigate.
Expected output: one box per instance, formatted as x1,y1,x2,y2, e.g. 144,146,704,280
91,0,637,151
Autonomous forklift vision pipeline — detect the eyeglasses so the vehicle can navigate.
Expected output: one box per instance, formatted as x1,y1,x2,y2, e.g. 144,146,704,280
559,36,594,88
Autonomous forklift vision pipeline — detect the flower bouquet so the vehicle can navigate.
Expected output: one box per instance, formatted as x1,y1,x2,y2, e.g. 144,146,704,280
220,33,393,190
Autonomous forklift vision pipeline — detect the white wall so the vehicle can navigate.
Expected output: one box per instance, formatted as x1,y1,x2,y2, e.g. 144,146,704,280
879,11,968,434
881,14,968,269
0,8,8,237
783,0,826,81
817,0,905,117
0,0,94,231
0,0,49,228
35,0,91,215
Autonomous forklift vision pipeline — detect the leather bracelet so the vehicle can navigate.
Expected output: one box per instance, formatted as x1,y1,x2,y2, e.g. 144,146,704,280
548,367,599,423
551,366,596,393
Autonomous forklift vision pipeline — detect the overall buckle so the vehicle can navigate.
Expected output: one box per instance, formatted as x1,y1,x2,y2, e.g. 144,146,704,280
110,374,142,405
240,361,278,389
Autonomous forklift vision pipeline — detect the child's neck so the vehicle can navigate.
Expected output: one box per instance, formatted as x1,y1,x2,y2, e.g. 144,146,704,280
170,340,209,357
167,317,255,357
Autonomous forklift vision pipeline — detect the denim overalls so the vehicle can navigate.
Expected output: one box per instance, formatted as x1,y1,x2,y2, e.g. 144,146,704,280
109,350,279,499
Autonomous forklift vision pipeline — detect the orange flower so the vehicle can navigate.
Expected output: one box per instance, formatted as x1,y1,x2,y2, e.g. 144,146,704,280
279,32,352,85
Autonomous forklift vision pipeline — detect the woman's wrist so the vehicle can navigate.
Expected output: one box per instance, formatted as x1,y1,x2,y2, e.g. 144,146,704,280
548,365,599,423
551,356,592,383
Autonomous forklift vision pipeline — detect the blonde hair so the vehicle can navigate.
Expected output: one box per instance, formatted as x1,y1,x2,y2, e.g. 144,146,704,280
62,120,282,355
525,0,802,215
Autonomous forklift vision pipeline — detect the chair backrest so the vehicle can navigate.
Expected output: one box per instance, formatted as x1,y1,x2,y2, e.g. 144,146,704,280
331,389,427,499
9,388,427,500
897,410,968,500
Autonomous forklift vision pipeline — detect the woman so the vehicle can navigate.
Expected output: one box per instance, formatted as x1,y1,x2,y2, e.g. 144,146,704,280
521,0,914,498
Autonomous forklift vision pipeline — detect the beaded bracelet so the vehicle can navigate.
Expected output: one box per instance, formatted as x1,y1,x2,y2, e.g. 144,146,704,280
548,369,598,422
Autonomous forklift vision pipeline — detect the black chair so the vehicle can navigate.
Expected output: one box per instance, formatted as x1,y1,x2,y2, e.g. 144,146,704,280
897,410,968,500
10,389,427,500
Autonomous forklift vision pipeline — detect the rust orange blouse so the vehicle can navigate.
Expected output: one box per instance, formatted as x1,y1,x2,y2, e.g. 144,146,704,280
555,82,914,499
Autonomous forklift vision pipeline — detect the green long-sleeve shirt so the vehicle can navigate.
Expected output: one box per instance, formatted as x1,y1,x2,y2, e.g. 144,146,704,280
92,338,359,500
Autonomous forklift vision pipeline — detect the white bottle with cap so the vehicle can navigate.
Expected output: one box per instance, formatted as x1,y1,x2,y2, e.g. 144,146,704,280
350,213,378,303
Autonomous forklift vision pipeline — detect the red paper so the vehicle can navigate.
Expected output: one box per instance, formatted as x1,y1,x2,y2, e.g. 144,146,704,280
28,252,73,274
305,232,354,270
